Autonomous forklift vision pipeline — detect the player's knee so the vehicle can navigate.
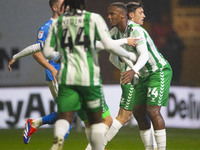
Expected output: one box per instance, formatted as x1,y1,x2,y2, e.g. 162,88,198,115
88,110,102,125
133,105,146,119
146,106,161,119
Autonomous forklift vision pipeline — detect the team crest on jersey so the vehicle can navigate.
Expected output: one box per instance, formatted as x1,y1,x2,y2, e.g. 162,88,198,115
38,31,44,39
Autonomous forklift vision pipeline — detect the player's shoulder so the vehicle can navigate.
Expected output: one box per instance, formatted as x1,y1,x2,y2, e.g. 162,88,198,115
37,19,53,42
51,18,59,28
128,20,141,29
89,11,104,21
39,19,53,31
128,20,147,36
128,20,148,33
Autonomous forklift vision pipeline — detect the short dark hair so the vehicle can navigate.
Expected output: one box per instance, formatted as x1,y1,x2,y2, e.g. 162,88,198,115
109,2,127,14
49,0,58,9
63,0,85,11
126,2,143,14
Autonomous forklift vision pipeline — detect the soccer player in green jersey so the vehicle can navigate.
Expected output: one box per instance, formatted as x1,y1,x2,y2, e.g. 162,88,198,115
120,2,173,150
102,2,157,150
43,0,138,149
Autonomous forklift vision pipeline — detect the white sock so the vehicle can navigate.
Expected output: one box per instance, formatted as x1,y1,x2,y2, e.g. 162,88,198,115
89,123,104,150
85,127,90,141
85,123,109,150
150,123,158,150
154,129,166,150
140,129,154,150
85,143,92,150
102,123,110,136
102,124,110,147
32,118,43,128
54,119,70,140
105,119,123,145
85,127,91,150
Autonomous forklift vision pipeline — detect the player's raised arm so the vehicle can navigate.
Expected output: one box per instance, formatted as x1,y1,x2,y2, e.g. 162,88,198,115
8,43,42,72
96,37,139,52
14,43,42,60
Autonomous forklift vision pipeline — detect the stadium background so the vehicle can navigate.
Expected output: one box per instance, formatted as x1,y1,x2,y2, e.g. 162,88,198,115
0,0,200,149
1,0,200,86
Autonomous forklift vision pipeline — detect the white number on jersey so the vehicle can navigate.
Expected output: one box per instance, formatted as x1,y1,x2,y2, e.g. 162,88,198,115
61,27,90,53
147,87,158,98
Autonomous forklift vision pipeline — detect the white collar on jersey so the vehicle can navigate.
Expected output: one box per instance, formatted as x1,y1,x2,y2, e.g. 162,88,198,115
127,20,140,26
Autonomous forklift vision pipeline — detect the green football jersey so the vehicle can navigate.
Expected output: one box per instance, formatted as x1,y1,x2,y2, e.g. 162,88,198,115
45,10,112,86
110,20,168,78
110,25,135,73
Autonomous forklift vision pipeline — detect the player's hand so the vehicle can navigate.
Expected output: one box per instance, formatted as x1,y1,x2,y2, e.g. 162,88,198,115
120,69,135,85
8,58,16,72
51,68,58,83
127,37,141,47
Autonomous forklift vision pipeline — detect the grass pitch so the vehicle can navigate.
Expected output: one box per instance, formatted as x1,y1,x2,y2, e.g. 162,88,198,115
0,126,199,150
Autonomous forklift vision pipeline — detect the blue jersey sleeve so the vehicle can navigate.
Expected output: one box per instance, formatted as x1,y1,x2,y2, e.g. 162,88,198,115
36,19,53,44
35,19,60,82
